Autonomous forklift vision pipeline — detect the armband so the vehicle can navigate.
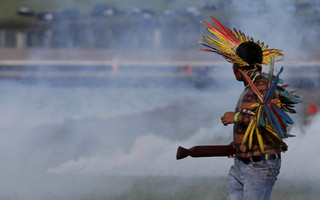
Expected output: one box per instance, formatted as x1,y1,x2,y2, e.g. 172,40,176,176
234,112,240,123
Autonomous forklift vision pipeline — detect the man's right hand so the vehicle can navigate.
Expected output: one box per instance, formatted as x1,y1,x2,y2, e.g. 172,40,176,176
221,112,236,126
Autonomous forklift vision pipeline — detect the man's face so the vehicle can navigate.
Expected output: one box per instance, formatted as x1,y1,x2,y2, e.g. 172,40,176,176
233,63,242,81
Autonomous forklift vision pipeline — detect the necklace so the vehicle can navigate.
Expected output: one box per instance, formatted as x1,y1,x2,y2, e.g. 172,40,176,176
244,72,260,90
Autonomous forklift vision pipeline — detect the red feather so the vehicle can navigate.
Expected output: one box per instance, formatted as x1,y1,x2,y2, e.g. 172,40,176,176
281,84,289,89
270,104,287,132
201,19,238,45
239,70,263,102
210,17,240,45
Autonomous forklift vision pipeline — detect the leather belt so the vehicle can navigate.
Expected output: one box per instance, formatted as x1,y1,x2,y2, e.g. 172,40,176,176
240,153,281,164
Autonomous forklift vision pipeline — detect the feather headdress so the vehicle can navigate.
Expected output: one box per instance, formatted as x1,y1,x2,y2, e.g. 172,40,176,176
199,17,284,67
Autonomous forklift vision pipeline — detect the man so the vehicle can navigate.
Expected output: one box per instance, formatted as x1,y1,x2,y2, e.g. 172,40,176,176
197,17,300,200
221,42,281,200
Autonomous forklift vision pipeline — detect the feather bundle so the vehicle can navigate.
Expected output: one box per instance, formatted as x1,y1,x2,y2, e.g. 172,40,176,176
240,57,301,153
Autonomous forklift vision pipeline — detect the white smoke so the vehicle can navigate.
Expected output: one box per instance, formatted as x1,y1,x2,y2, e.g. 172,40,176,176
229,0,312,61
46,112,320,182
44,87,238,177
1,0,319,199
47,125,234,176
281,113,320,180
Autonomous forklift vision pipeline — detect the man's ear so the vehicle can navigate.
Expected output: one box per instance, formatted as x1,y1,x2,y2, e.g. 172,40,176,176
233,64,243,81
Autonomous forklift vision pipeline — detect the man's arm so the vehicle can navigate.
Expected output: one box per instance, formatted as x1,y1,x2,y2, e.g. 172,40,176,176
220,111,253,125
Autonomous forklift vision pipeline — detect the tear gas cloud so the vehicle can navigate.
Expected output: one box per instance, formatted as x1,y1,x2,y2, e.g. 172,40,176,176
1,0,320,199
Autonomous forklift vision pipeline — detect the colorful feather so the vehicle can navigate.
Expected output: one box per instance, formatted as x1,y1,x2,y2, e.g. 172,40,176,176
267,56,275,87
239,69,263,102
262,72,284,84
264,67,283,101
256,127,265,153
200,17,284,67
271,104,294,124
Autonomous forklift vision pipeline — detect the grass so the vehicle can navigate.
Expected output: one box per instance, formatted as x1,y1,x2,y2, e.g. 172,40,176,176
107,176,228,200
78,176,320,200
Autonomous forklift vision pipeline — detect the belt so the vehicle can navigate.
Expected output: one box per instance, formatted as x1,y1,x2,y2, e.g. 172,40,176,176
240,153,281,164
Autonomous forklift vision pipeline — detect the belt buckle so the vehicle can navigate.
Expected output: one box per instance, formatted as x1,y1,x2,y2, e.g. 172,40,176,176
249,155,262,163
246,153,280,164
269,153,277,160
265,153,279,160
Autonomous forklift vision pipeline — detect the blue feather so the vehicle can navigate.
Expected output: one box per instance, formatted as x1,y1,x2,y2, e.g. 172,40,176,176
264,67,283,101
285,133,296,137
277,86,301,103
259,110,265,126
264,104,283,138
269,107,285,137
262,72,284,84
282,116,288,127
271,104,294,124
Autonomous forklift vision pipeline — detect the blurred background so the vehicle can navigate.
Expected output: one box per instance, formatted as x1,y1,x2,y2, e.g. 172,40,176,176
0,0,320,199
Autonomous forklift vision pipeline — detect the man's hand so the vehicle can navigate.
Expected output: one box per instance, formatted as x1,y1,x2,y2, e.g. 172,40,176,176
227,141,236,158
228,154,236,158
221,112,236,126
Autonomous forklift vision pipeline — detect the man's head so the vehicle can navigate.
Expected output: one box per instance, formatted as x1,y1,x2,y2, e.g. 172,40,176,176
233,42,263,81
236,41,263,66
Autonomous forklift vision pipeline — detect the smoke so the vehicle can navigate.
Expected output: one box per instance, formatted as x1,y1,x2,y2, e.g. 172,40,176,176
281,113,320,180
1,0,320,199
0,82,239,199
229,0,319,61
39,86,238,177
45,111,320,181
46,126,233,177
43,0,320,189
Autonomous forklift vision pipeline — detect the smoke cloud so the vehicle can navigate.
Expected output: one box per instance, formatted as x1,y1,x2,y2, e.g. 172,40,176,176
1,0,320,199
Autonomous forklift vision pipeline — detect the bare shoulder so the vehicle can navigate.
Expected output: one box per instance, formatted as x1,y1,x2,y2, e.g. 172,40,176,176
254,75,268,91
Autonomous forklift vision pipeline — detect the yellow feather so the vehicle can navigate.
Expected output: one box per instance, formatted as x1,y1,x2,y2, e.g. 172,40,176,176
262,50,284,65
207,28,229,44
204,36,237,57
256,106,262,121
238,30,246,43
265,124,282,140
242,119,255,145
256,127,265,153
265,126,288,148
203,37,228,51
204,33,224,45
251,103,260,108
233,29,239,39
265,133,277,145
248,125,255,150
262,45,269,51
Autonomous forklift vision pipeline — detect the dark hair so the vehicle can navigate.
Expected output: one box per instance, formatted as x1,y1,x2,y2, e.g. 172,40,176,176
236,42,263,65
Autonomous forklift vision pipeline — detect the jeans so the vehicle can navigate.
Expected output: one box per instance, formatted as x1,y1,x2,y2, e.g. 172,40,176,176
227,157,281,200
